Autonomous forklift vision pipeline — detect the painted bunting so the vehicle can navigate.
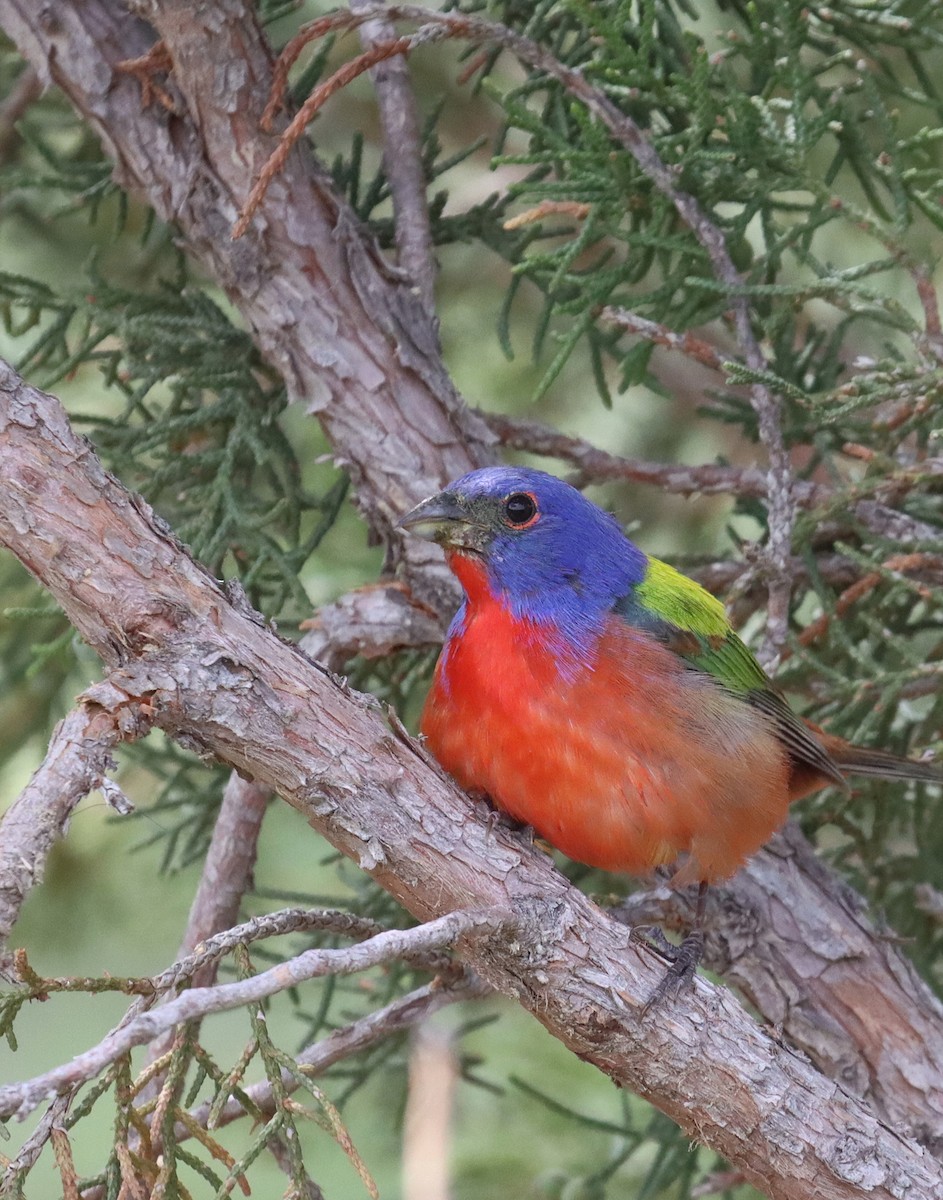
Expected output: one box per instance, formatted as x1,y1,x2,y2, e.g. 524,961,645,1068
399,466,942,993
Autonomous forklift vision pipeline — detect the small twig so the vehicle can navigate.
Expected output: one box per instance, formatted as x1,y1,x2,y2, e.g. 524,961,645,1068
49,1128,79,1200
504,200,591,229
266,1135,326,1200
148,773,271,1055
299,580,444,671
235,25,445,239
0,64,41,160
825,194,943,363
351,0,438,316
0,689,151,962
788,552,938,656
172,775,270,979
189,973,489,1134
600,306,728,373
0,908,512,1122
131,774,271,1149
0,1094,72,1186
147,906,389,995
115,41,176,112
484,410,769,498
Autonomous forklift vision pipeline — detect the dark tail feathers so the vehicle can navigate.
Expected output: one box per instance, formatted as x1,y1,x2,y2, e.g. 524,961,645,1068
830,744,943,785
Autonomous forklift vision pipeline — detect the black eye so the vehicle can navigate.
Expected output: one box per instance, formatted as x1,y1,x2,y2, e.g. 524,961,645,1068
503,491,538,528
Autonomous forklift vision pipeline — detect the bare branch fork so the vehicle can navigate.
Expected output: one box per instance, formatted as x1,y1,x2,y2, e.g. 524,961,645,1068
0,907,509,1123
1,363,942,1198
0,687,151,965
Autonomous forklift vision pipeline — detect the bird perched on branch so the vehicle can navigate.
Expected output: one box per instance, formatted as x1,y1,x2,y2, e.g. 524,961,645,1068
399,466,942,1002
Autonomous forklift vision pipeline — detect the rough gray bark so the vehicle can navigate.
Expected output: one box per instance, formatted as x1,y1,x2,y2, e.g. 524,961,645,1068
0,0,492,615
0,699,148,963
1,361,942,1200
617,822,943,1150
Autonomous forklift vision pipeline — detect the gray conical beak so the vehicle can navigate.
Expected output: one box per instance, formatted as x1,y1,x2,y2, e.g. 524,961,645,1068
397,492,468,541
397,491,488,552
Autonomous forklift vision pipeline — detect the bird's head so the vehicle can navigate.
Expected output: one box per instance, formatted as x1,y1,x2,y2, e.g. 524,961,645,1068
399,467,646,630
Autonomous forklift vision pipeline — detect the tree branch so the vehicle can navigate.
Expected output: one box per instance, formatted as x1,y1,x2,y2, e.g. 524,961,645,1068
0,689,150,964
485,410,769,498
298,581,444,672
0,908,507,1122
600,305,729,372
350,0,438,316
1,363,941,1198
172,773,270,990
615,822,943,1150
0,0,493,616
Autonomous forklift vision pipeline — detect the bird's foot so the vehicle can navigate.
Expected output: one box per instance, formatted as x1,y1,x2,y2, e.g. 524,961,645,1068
630,926,705,1013
628,924,677,962
483,805,536,846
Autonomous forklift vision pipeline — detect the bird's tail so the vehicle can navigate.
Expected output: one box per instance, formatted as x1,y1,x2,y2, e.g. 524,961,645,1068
826,741,943,785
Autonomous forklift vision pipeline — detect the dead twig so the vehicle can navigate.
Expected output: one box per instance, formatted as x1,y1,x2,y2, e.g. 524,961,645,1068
0,908,512,1123
0,689,151,964
351,0,438,316
600,305,729,373
115,41,176,112
484,410,768,498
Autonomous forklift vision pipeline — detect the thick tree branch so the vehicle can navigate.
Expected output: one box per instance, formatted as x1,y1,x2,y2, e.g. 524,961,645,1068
1,365,941,1199
616,822,943,1151
0,0,492,616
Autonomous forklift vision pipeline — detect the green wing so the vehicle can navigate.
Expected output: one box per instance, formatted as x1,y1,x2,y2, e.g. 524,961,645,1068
617,557,845,787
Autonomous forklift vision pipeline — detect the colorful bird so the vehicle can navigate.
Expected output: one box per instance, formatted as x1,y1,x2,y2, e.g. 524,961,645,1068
399,466,942,997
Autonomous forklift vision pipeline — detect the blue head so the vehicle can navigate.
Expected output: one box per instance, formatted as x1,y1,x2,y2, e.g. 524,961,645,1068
399,466,647,658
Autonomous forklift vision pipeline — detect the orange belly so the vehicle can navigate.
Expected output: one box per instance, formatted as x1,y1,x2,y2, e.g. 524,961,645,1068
422,589,793,884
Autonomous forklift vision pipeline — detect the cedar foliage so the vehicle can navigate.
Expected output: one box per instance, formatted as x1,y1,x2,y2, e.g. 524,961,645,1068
1,1,942,1197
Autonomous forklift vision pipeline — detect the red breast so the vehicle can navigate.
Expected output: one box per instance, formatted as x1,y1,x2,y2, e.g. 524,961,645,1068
421,554,793,883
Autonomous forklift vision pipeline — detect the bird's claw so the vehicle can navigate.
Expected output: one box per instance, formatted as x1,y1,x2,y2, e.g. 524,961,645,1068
639,928,705,1014
628,924,677,963
484,805,536,846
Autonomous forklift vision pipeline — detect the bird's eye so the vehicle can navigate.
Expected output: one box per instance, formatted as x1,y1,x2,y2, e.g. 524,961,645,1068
503,491,539,528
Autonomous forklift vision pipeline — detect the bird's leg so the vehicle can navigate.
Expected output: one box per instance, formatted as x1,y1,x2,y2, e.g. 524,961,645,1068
477,793,536,846
635,880,708,1012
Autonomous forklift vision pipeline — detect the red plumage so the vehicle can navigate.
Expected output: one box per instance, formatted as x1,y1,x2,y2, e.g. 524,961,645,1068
422,553,793,884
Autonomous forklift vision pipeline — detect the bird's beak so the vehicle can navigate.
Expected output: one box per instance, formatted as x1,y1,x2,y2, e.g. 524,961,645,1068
397,491,489,552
